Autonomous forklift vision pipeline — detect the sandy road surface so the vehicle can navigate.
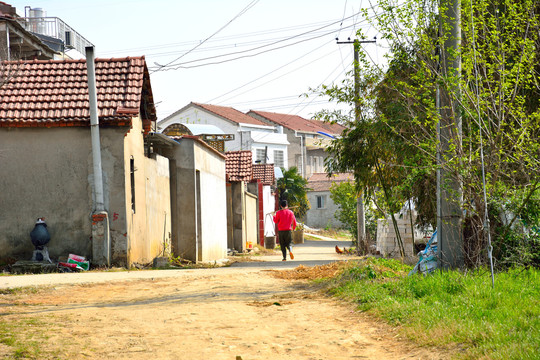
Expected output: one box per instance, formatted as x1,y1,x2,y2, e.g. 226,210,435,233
0,239,448,359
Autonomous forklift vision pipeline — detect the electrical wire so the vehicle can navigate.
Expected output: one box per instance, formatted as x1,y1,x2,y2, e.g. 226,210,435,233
151,0,260,73
150,11,366,71
209,38,337,104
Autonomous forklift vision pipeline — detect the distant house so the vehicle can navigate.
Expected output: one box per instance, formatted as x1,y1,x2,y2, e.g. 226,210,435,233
158,102,289,168
247,110,345,179
305,173,354,229
0,56,172,267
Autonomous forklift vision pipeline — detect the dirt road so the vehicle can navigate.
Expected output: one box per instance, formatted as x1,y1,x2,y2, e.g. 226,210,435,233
0,239,447,359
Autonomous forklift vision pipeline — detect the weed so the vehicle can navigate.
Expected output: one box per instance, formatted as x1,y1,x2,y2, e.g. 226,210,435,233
322,259,540,359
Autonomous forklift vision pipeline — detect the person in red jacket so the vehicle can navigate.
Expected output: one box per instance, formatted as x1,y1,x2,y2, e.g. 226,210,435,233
273,200,297,261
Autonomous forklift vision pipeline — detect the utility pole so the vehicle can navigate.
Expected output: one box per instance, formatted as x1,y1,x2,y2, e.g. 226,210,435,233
437,0,464,269
337,38,375,254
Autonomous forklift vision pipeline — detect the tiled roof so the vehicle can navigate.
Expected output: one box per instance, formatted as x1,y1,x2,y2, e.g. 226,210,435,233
311,119,346,135
225,150,253,182
0,57,155,127
253,163,275,186
248,110,344,135
307,173,354,192
194,103,268,126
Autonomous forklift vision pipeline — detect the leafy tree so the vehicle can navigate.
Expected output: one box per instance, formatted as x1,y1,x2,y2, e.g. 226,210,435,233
329,181,377,245
314,0,540,268
276,167,310,219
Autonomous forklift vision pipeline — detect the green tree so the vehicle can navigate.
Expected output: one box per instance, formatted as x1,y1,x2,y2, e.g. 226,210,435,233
276,167,310,219
314,0,540,268
329,181,377,245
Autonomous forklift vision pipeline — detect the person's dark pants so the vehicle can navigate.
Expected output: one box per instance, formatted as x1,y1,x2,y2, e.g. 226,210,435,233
278,230,293,260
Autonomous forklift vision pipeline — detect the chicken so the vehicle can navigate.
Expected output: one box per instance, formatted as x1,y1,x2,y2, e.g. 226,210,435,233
335,245,344,254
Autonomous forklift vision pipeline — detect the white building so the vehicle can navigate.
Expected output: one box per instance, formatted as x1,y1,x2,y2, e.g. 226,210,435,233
158,102,289,168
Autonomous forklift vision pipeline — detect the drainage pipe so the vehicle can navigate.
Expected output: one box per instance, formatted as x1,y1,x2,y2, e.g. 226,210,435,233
85,46,105,211
294,131,304,178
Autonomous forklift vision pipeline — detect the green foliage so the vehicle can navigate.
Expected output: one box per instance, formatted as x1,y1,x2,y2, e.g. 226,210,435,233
276,167,310,219
329,181,358,240
329,181,377,244
313,0,540,268
327,261,540,359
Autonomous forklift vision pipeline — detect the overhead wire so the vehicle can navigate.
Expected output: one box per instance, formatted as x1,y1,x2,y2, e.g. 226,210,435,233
150,11,366,71
209,37,338,104
151,0,260,73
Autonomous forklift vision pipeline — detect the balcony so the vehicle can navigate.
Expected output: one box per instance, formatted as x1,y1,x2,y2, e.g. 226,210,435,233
305,136,332,150
19,16,93,56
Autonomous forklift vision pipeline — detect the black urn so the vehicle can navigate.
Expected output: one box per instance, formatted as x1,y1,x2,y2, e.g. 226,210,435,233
30,218,51,250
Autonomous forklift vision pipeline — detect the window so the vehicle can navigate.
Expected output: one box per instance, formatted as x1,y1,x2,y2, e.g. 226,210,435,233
312,156,320,173
316,195,326,209
274,149,284,168
255,148,265,163
130,157,136,213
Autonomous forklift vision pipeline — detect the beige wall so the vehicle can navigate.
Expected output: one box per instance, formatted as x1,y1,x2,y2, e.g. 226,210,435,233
0,126,126,263
245,191,258,249
0,117,171,267
122,117,172,266
164,137,227,263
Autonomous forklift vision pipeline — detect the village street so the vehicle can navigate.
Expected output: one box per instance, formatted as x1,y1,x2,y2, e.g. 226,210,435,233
0,238,447,360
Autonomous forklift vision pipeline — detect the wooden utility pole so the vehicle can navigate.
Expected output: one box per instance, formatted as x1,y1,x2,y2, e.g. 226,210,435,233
337,38,375,254
438,0,464,269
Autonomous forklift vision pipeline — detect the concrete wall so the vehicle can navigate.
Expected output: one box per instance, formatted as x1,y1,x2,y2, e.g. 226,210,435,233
0,126,126,263
376,211,423,257
262,186,275,238
0,118,172,266
305,190,343,229
230,182,246,252
169,137,227,262
143,155,172,261
245,191,258,249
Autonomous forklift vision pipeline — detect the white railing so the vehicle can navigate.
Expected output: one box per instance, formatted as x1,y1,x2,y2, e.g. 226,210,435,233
19,16,93,55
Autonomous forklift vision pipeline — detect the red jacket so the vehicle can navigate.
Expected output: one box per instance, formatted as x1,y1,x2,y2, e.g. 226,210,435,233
273,208,297,231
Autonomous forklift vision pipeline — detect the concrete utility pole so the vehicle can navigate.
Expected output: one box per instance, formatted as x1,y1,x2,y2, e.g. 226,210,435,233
337,38,375,254
438,0,464,269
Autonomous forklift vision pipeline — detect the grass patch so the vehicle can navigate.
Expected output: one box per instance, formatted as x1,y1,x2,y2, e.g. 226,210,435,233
0,316,60,359
324,258,540,359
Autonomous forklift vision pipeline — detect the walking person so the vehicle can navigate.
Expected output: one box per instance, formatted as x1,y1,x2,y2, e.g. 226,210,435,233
273,200,297,261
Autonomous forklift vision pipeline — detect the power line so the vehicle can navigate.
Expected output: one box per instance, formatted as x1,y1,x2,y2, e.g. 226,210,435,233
101,19,343,56
151,0,260,73
208,37,337,104
150,11,366,72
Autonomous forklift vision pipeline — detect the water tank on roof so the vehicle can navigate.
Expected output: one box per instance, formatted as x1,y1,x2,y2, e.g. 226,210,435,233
28,7,47,35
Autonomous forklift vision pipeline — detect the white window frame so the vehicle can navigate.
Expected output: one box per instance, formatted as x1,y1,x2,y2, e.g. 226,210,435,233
273,149,284,168
255,148,265,163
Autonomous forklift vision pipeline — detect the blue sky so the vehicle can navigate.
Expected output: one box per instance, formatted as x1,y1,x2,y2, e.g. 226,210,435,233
8,0,383,121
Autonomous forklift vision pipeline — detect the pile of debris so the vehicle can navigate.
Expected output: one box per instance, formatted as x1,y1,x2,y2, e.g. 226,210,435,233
267,262,346,280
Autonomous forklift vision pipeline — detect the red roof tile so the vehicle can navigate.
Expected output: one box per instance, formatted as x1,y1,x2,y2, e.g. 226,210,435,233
311,119,346,135
194,103,268,126
0,57,155,127
307,173,354,192
225,150,253,182
248,110,344,135
253,163,275,186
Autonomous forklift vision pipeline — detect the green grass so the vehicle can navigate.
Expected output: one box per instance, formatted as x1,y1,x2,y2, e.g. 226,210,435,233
0,317,50,359
325,258,540,359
